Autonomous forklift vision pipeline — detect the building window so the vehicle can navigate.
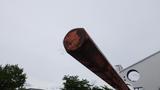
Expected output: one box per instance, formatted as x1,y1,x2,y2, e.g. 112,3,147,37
127,69,140,82
134,87,144,90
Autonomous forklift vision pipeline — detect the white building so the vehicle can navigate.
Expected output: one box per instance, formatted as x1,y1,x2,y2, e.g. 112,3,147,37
118,51,160,90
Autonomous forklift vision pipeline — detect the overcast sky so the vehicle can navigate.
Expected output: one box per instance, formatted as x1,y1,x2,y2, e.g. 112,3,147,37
1,0,160,89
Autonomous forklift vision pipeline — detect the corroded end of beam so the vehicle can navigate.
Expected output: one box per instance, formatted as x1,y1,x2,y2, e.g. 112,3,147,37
63,28,87,51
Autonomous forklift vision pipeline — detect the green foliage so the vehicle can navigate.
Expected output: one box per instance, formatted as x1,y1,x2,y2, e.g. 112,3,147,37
61,75,112,90
61,75,91,90
0,64,26,90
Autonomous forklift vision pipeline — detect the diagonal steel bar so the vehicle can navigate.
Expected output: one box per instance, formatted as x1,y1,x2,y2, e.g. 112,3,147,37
63,28,129,90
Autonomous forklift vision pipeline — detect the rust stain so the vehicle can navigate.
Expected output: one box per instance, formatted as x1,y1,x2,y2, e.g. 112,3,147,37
64,30,81,51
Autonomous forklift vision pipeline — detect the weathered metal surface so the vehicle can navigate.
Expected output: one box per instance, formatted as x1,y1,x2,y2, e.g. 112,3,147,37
63,28,129,90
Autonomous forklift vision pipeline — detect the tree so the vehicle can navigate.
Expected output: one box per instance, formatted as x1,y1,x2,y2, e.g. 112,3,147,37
61,75,112,90
61,75,91,90
0,64,26,90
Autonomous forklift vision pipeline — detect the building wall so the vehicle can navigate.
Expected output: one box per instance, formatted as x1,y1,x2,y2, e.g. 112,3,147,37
119,51,160,90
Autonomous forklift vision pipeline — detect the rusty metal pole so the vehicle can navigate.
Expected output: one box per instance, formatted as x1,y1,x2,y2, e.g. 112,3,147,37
63,28,129,90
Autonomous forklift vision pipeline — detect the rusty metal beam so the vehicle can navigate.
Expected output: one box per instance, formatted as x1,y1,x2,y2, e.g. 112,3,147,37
63,28,129,90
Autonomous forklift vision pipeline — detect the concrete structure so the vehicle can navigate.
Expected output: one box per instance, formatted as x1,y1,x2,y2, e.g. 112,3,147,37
119,51,160,90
